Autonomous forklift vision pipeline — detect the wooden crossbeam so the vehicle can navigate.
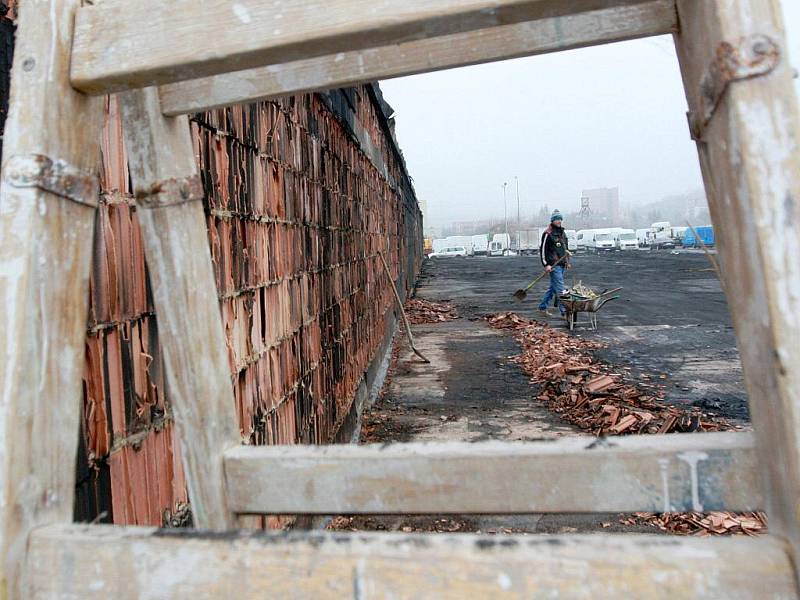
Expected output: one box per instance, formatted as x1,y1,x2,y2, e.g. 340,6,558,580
223,432,760,514
159,0,677,115
28,525,795,599
70,0,669,95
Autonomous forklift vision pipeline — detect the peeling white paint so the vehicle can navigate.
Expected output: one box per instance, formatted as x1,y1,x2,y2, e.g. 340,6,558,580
497,572,512,590
658,457,671,512
678,451,709,512
232,3,252,24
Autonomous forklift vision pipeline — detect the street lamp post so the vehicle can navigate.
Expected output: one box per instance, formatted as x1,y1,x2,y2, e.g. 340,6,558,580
503,182,508,239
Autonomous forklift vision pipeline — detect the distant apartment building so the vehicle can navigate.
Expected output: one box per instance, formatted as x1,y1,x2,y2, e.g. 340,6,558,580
581,187,621,220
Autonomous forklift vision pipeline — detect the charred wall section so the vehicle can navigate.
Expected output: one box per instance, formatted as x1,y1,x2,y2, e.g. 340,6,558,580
1,6,422,526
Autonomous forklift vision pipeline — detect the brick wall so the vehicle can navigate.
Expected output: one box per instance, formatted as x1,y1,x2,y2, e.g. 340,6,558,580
0,4,422,526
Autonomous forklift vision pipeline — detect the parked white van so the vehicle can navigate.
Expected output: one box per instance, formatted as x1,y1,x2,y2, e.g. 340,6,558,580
636,228,650,247
591,230,616,252
576,229,596,252
616,229,638,250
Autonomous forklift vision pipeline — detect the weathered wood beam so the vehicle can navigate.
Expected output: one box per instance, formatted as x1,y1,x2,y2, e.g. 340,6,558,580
223,432,760,514
0,1,104,597
118,89,240,530
71,0,669,95
28,525,796,599
673,0,800,574
160,0,677,115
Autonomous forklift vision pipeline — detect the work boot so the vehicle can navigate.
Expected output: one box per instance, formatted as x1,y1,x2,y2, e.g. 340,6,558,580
537,308,553,317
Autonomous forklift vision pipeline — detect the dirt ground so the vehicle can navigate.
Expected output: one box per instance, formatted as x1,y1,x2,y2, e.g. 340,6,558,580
330,249,748,536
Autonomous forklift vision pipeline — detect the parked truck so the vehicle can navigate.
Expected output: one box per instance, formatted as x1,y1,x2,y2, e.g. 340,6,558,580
488,233,511,256
671,226,689,246
446,236,475,256
471,234,489,256
515,229,542,256
566,229,578,252
682,225,715,248
647,221,675,249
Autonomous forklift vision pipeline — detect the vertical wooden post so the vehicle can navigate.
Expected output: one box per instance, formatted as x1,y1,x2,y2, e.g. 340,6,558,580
674,0,800,568
0,1,104,597
118,89,239,530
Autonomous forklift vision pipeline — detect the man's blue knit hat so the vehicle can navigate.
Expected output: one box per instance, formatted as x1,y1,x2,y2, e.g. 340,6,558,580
550,209,563,223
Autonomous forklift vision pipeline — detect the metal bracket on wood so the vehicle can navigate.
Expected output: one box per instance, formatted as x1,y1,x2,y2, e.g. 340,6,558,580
134,174,204,209
2,153,99,207
688,34,781,141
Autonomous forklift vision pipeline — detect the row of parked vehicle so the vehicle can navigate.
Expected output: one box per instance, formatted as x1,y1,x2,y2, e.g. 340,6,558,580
427,231,578,258
577,223,715,252
426,223,715,258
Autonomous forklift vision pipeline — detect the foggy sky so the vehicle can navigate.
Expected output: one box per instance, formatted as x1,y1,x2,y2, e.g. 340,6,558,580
381,2,800,229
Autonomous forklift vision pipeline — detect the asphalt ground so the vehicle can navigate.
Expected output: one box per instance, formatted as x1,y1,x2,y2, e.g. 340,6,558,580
418,249,748,424
329,249,748,536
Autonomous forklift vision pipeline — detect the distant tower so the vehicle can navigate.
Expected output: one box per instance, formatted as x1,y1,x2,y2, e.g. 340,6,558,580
579,195,591,222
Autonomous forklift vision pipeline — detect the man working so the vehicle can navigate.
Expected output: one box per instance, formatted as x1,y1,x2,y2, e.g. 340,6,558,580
538,209,570,317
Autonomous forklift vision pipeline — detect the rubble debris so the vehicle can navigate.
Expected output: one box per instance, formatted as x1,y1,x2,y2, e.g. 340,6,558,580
487,312,761,537
486,312,733,436
404,298,460,325
564,281,599,300
621,511,767,536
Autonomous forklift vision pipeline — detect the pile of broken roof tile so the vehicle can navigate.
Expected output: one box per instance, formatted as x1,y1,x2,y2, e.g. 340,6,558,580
405,298,460,325
622,511,767,536
486,312,733,435
487,312,760,536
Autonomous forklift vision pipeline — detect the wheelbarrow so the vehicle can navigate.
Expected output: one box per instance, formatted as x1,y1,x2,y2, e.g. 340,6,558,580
559,287,622,331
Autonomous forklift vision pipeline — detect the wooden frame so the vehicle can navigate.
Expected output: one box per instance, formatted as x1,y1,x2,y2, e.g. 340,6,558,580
0,1,105,597
224,432,761,514
1,0,799,596
159,0,677,115
69,0,670,94
673,0,800,573
27,525,796,599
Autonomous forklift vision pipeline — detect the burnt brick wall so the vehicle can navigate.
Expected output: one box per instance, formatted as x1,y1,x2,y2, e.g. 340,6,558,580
79,91,422,526
0,5,422,526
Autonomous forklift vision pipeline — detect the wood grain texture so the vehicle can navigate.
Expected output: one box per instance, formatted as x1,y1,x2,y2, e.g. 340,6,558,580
673,0,800,570
28,524,797,599
118,89,239,530
160,0,677,115
224,432,761,514
0,1,104,597
72,0,665,94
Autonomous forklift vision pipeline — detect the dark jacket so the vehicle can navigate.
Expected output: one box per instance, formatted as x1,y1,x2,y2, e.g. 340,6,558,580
539,225,569,268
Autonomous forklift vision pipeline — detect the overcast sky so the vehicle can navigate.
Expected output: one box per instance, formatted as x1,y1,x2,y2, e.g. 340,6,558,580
381,3,800,229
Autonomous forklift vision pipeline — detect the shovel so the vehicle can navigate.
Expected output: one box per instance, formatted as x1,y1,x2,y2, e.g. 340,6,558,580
513,254,568,302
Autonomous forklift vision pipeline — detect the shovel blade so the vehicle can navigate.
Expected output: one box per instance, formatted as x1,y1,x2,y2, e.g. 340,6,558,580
513,289,527,302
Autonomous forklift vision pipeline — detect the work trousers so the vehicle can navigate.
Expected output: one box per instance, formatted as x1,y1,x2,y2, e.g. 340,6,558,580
538,265,566,314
